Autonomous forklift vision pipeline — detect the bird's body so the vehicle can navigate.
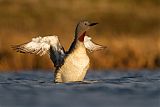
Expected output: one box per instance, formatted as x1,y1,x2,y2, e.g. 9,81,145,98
12,20,106,83
55,41,89,82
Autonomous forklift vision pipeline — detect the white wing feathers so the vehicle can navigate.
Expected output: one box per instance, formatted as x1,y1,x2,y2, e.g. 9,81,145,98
12,35,105,67
13,35,106,55
12,36,65,67
84,36,106,52
12,36,61,55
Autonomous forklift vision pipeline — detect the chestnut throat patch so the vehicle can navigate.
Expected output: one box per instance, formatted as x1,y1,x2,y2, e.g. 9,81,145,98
78,31,86,42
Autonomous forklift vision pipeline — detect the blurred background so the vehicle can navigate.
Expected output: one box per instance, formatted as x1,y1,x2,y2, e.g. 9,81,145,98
0,0,160,71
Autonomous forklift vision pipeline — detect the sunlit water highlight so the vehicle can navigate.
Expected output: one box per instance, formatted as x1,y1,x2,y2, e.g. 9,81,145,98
0,70,160,107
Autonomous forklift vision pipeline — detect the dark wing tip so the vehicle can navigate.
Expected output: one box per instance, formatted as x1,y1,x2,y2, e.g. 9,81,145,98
11,44,27,54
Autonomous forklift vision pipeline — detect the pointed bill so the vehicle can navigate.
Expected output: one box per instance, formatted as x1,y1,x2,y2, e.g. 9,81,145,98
89,23,98,26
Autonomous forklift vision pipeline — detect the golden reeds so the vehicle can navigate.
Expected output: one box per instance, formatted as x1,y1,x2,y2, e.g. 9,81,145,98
0,0,160,70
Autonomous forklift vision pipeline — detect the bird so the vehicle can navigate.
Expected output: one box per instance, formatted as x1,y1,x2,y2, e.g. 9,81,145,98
12,20,106,83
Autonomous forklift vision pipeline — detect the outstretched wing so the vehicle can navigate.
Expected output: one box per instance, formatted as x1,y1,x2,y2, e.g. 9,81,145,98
12,36,65,67
84,36,106,52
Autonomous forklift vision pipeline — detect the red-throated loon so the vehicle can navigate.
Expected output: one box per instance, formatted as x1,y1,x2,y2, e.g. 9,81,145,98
12,20,106,83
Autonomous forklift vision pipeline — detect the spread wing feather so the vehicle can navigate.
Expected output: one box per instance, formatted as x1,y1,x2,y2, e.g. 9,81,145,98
84,36,106,52
12,36,65,67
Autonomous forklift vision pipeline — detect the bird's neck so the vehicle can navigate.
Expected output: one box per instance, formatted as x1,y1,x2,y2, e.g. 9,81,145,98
78,31,86,42
72,41,87,54
68,30,86,54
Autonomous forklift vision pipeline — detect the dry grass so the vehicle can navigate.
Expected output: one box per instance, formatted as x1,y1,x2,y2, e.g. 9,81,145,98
0,0,160,71
91,34,160,69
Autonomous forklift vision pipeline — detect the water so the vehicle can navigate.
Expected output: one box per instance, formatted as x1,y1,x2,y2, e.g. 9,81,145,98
0,70,160,107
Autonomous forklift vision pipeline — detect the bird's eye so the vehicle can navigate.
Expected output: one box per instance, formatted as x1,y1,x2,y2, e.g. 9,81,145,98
84,23,87,25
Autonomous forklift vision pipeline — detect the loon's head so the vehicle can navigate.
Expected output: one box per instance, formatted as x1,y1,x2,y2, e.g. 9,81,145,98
75,20,98,42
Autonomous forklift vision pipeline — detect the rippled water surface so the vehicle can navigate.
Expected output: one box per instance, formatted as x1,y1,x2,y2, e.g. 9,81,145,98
0,70,160,107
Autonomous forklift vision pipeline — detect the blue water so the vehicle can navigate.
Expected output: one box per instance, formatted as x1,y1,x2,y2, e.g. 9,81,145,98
0,70,160,107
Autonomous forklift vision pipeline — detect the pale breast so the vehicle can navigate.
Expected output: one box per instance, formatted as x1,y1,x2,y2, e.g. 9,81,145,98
69,51,89,71
55,42,90,82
